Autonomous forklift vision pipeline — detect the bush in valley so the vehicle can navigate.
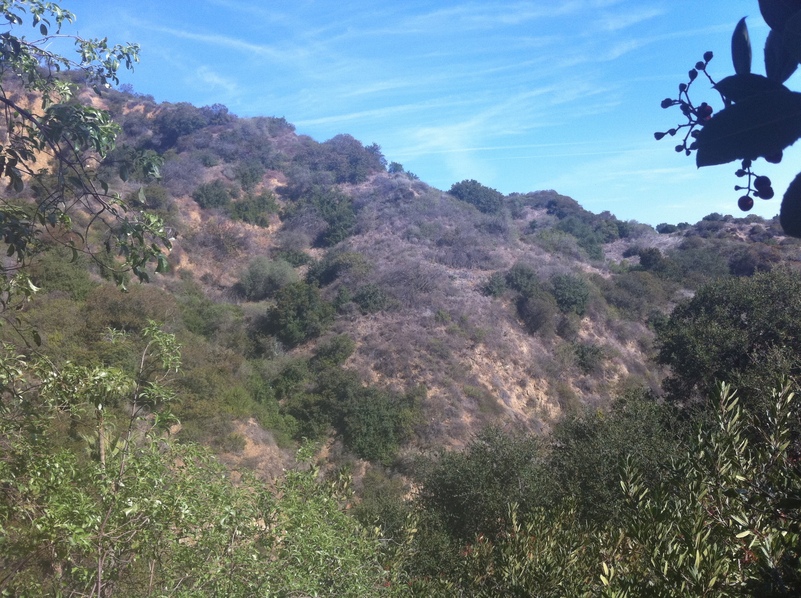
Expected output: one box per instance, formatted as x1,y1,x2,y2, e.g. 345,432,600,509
482,272,507,297
414,426,544,541
554,217,604,260
274,248,312,267
227,191,278,226
353,283,392,314
517,291,558,336
340,383,421,464
728,243,781,276
599,270,670,321
572,342,604,374
192,179,235,209
306,250,371,287
234,159,265,191
310,334,355,370
656,268,801,408
263,281,335,348
238,257,298,301
28,248,97,301
505,263,540,296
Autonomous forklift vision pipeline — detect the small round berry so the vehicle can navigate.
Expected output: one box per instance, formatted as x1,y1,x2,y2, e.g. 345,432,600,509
735,169,746,177
654,131,666,140
765,151,783,164
703,51,714,62
753,175,771,191
661,98,673,109
741,159,752,169
679,83,687,92
757,187,775,200
738,195,754,211
695,61,705,70
675,145,684,152
688,69,698,81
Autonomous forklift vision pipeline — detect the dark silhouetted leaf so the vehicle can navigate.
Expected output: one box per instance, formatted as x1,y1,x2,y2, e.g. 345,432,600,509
759,0,801,33
714,73,786,102
783,9,801,64
781,171,801,237
732,17,752,75
695,89,801,166
765,29,799,82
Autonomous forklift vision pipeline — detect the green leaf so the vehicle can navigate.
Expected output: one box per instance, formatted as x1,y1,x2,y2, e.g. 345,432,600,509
119,163,129,182
732,17,752,75
32,329,41,346
39,23,47,36
695,89,801,166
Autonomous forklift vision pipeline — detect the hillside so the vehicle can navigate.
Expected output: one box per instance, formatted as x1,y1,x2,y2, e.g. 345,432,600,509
5,12,801,593
9,82,797,465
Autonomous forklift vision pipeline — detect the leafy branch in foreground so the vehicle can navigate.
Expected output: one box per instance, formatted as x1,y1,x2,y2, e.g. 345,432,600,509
0,1,171,327
656,2,801,236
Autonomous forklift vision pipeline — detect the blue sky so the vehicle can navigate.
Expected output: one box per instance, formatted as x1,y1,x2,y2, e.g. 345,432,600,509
54,0,801,225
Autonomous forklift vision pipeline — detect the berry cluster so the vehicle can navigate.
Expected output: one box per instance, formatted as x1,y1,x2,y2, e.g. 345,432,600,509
654,51,717,155
734,159,774,211
656,51,779,214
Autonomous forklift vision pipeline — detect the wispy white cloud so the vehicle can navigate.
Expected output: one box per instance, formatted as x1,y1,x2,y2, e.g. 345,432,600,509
192,66,240,97
596,6,665,32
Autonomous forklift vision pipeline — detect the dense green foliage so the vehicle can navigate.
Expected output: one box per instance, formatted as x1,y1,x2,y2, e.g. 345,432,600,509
657,268,801,406
449,179,505,214
263,281,335,348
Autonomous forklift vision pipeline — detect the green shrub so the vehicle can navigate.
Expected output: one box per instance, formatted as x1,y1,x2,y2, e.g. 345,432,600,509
311,334,355,370
449,179,504,214
353,283,391,313
414,426,543,541
550,273,590,316
505,263,539,296
234,159,265,191
238,257,298,301
227,191,277,226
192,179,233,209
265,282,335,348
482,272,507,297
656,268,801,407
29,249,96,301
306,251,370,286
517,292,558,336
573,342,604,374
274,248,312,267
